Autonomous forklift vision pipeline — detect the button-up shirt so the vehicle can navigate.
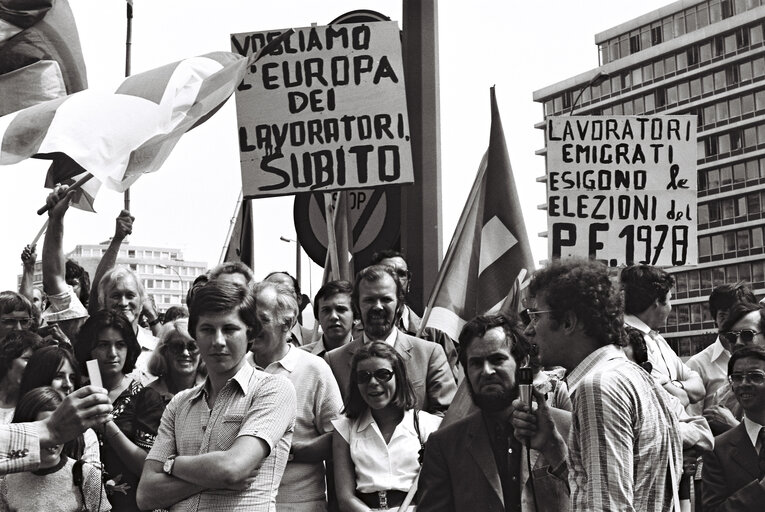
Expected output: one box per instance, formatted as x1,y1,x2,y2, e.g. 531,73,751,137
687,338,731,415
146,363,296,511
332,409,441,493
567,344,683,512
624,315,698,386
0,423,39,475
362,328,398,347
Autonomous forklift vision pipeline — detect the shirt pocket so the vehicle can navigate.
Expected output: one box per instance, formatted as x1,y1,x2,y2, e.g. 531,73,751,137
216,413,245,450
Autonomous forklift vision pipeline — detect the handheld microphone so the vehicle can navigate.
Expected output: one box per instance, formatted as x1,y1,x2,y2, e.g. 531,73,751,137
518,367,534,407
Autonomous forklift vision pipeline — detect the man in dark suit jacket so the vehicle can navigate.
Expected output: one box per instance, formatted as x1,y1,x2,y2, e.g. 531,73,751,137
419,314,570,511
325,265,456,415
702,345,765,512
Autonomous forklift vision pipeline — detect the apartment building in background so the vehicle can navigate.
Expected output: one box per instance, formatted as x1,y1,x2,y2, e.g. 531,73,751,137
534,0,765,357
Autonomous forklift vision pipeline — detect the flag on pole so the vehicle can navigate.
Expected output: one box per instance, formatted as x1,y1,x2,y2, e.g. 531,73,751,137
222,194,254,270
0,51,248,207
0,0,88,116
423,87,535,340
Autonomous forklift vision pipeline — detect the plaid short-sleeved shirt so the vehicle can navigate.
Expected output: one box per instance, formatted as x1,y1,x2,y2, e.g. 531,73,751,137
147,363,296,511
567,345,683,512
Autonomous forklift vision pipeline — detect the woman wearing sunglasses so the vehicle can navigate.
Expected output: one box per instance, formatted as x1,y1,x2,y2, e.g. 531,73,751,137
146,319,205,404
332,341,442,511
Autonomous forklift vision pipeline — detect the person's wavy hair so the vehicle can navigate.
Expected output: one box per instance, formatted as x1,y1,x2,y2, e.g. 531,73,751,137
0,291,34,319
351,265,405,321
18,345,81,398
209,262,254,286
147,319,205,378
0,330,44,381
528,258,624,348
719,302,764,334
620,264,675,315
74,310,141,375
188,280,260,339
709,283,757,320
458,313,532,370
343,341,416,419
97,267,145,312
65,259,90,307
313,280,355,320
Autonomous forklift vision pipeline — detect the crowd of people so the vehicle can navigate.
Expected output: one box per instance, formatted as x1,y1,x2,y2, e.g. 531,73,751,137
1,185,765,511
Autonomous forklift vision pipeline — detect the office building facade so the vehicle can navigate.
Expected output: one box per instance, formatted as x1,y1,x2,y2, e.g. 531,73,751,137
534,0,765,357
20,241,207,312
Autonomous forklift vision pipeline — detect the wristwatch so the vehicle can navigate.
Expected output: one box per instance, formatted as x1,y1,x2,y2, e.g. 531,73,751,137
163,455,177,476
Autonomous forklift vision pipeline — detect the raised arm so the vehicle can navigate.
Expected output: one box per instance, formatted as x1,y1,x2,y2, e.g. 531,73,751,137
19,244,37,302
42,186,74,296
88,210,133,314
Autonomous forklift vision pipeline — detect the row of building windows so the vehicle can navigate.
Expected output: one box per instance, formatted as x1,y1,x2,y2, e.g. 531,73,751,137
546,19,765,116
698,224,765,261
698,188,765,227
596,58,765,118
697,84,765,128
698,155,765,194
143,279,184,290
699,120,765,161
672,260,765,301
73,247,181,260
128,263,202,276
599,0,761,65
665,333,717,357
147,294,183,306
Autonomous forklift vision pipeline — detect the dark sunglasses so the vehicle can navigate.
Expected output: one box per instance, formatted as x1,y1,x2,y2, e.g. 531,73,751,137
357,368,394,384
166,341,199,355
721,329,761,345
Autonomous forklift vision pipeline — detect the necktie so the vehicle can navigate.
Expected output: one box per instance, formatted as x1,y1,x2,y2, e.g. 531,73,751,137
758,428,765,476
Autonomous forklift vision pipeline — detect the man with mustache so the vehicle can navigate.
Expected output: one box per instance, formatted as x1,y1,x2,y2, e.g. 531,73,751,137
418,314,571,511
325,265,456,415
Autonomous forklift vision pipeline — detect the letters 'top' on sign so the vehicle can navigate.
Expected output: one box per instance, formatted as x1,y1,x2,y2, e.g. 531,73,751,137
545,115,698,267
231,22,415,198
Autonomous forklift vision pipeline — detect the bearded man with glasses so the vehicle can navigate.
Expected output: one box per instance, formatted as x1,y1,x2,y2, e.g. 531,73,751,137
702,345,765,511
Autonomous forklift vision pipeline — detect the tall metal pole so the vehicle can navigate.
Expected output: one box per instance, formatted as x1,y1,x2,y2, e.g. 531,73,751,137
401,0,442,314
295,239,302,295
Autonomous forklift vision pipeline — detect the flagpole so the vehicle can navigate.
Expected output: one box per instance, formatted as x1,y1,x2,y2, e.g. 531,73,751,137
36,173,96,215
416,152,487,338
123,0,133,212
219,190,244,264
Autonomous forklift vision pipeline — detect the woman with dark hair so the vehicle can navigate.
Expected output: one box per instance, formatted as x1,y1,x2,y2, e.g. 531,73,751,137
1,387,109,511
146,319,204,403
0,330,44,424
75,309,165,511
332,341,441,511
18,345,100,462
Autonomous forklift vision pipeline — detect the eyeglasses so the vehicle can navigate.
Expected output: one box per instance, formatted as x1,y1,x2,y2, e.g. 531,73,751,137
356,368,394,384
721,330,762,345
728,370,765,385
520,308,554,325
0,317,33,329
165,341,199,355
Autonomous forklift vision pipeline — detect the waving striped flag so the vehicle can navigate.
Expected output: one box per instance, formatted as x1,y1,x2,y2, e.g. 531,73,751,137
0,51,248,206
422,87,535,340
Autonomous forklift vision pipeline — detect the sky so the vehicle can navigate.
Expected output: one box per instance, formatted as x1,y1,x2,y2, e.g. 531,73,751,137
0,0,674,296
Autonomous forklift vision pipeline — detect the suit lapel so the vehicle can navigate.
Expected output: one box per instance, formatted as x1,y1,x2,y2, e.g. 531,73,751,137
394,331,414,361
730,424,761,479
466,413,504,506
345,339,361,370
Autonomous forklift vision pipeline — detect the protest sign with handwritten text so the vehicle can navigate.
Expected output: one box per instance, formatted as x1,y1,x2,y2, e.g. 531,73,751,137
546,115,697,267
231,22,414,198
